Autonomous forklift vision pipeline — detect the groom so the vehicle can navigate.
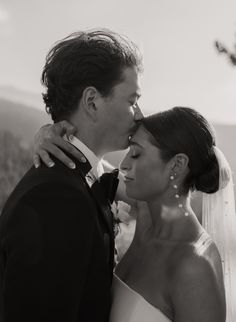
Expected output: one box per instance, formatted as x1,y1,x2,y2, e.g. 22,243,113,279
0,30,142,322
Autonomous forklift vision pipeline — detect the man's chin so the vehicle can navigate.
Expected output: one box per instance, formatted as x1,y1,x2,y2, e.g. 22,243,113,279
107,137,130,153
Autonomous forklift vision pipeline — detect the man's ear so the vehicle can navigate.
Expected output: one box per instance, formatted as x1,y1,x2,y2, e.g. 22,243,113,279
171,153,189,177
81,86,100,121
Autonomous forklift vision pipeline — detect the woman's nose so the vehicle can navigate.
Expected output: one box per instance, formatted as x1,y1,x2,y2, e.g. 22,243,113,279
120,154,130,173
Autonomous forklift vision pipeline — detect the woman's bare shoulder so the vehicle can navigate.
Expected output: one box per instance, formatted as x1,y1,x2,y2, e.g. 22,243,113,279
170,233,224,287
169,243,226,322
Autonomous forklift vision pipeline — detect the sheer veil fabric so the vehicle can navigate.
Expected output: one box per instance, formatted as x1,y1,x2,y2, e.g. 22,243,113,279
202,146,236,321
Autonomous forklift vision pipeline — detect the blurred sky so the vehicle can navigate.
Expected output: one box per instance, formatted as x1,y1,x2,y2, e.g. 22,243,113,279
0,0,236,123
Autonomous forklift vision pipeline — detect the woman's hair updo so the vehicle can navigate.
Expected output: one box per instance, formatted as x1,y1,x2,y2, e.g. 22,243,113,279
142,107,219,194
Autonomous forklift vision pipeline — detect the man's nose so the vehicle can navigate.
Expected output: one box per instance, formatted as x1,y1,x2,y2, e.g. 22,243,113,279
132,103,144,121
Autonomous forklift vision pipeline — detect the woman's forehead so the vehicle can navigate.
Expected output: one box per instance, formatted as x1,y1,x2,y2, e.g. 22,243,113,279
130,125,155,147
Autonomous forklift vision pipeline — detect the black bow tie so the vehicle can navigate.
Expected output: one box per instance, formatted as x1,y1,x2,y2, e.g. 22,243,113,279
92,169,119,204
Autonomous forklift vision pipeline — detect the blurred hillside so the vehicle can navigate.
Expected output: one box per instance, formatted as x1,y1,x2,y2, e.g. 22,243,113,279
0,97,50,146
0,86,42,110
0,131,32,212
0,93,235,213
0,96,50,212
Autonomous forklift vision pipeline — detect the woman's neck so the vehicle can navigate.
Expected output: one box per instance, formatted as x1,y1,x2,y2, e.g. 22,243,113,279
139,195,202,243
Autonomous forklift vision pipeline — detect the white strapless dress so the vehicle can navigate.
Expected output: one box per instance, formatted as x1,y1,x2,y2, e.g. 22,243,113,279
110,275,171,322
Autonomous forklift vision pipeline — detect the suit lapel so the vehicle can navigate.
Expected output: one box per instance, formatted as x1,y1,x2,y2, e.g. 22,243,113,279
47,147,114,240
76,157,115,275
89,180,114,236
69,151,114,237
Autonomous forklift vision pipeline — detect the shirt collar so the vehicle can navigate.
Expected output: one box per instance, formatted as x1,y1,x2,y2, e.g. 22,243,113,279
68,136,104,178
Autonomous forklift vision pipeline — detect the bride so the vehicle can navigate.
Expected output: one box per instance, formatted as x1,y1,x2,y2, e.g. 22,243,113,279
111,107,226,322
34,107,235,322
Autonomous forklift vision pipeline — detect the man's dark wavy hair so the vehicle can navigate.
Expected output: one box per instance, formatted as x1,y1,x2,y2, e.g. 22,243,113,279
41,29,143,122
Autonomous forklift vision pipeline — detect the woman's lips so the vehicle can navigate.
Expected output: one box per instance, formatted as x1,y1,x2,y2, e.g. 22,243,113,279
124,176,134,182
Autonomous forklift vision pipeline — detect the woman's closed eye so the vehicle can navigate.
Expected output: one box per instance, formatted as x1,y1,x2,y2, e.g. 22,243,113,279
130,148,140,159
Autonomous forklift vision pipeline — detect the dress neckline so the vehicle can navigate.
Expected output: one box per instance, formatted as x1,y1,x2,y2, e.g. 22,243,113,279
113,274,172,320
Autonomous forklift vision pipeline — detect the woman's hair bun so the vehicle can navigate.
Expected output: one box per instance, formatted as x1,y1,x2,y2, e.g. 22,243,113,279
194,153,219,193
142,107,220,194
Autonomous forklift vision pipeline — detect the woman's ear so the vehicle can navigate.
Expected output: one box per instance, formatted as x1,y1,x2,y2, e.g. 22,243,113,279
81,86,99,121
171,153,189,177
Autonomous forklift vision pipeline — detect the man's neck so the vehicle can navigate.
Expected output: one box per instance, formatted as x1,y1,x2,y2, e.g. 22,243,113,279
74,128,104,160
67,111,103,159
69,112,113,158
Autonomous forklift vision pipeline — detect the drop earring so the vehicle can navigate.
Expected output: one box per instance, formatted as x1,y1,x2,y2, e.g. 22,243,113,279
170,174,188,216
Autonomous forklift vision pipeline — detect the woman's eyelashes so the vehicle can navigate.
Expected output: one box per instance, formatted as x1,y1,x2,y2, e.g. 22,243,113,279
130,148,140,159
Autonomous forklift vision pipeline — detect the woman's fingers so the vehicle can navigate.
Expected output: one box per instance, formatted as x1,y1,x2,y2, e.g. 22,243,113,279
33,154,41,168
51,137,87,163
33,121,86,168
35,148,55,168
36,143,74,168
34,138,87,169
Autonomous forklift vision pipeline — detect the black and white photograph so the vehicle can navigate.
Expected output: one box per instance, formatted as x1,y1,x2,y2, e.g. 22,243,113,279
0,0,236,321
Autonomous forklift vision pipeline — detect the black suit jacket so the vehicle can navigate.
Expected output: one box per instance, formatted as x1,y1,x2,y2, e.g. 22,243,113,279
0,152,115,322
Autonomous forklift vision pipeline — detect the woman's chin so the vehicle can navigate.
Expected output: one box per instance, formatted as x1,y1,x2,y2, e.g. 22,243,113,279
126,187,140,201
127,190,148,203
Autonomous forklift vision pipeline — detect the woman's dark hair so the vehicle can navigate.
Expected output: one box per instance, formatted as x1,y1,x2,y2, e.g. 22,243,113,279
41,29,143,122
142,107,219,194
